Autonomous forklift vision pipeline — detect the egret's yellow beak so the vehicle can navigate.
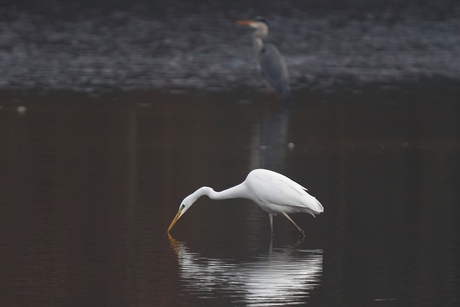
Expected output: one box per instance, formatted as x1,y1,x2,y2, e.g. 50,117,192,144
236,20,254,25
167,233,181,255
167,208,183,232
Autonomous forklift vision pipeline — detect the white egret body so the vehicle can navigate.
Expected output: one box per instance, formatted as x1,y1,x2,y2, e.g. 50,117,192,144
167,169,324,236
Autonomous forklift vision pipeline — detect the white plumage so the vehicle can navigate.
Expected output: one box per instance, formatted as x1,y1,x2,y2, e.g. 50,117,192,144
245,169,323,215
168,169,324,237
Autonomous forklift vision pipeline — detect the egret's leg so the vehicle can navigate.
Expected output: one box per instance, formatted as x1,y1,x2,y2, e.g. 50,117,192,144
269,213,274,236
282,212,305,237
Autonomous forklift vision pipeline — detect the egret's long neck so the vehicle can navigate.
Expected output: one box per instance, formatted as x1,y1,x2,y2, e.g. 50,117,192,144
192,183,248,202
211,182,248,200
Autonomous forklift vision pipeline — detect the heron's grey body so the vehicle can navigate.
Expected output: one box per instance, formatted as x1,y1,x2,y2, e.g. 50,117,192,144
245,18,291,103
259,44,290,102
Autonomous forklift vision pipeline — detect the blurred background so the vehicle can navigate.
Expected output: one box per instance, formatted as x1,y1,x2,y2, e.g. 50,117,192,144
1,1,459,307
0,0,459,92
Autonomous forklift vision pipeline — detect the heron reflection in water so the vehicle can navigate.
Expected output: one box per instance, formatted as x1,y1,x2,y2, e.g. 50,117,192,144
237,17,291,104
250,103,291,172
168,234,323,305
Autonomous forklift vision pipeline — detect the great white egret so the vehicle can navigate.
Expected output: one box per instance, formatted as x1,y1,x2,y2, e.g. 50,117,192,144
237,17,291,103
167,169,324,237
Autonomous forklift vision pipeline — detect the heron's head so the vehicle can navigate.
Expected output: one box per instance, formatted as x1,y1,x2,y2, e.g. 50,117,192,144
236,17,269,37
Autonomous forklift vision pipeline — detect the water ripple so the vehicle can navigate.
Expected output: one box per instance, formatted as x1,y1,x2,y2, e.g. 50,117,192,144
169,235,323,305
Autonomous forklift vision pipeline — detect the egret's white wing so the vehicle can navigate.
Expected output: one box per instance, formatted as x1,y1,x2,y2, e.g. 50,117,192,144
245,169,323,214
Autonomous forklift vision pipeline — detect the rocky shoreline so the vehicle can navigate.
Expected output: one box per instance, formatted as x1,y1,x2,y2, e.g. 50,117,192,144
1,2,459,93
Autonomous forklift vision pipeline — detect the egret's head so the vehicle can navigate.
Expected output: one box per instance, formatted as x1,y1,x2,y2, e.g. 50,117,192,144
167,191,204,232
236,17,269,37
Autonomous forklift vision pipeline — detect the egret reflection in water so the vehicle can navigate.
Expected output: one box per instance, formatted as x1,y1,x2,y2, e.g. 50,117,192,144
169,235,323,305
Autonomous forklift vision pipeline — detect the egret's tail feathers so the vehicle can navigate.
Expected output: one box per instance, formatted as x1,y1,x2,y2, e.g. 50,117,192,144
315,198,324,213
308,198,324,216
300,198,324,217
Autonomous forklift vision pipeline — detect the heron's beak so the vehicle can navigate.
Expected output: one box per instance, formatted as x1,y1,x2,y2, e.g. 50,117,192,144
236,20,254,26
167,208,183,232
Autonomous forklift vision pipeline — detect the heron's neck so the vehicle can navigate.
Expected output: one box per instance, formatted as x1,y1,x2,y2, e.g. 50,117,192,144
251,25,268,58
194,183,248,202
252,35,264,60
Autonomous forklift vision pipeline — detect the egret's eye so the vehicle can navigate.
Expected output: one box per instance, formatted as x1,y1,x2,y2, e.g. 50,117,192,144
180,204,185,210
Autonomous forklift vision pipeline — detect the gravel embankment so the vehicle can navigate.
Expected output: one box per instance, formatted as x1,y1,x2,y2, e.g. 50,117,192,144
1,2,459,92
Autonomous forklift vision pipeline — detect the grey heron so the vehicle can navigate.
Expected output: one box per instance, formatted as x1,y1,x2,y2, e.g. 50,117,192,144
237,17,291,103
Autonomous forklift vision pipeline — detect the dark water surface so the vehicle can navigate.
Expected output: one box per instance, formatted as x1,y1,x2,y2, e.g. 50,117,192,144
1,90,459,306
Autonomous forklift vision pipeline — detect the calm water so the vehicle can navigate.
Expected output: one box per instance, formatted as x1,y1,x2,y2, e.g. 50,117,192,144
1,89,459,306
